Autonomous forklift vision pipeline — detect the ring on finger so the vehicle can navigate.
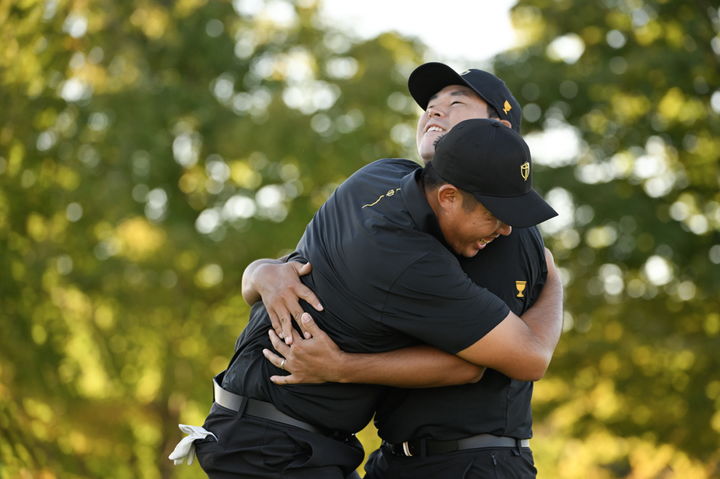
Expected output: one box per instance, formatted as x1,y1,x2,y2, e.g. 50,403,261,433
280,359,286,370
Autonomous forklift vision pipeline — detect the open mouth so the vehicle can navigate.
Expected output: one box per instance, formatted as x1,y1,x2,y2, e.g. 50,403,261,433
425,124,445,133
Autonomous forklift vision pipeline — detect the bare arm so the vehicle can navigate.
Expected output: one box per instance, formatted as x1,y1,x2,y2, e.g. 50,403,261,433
456,248,564,381
259,249,562,386
241,258,323,343
263,314,485,388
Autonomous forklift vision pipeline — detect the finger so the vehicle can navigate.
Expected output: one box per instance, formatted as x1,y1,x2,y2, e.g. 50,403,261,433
294,285,323,312
296,262,313,276
277,313,295,345
269,374,301,385
268,329,291,355
299,312,322,339
269,308,293,342
290,263,323,311
267,310,283,339
262,348,286,370
288,326,304,343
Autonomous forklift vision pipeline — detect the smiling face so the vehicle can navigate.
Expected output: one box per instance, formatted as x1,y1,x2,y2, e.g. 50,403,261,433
416,85,494,164
434,185,513,258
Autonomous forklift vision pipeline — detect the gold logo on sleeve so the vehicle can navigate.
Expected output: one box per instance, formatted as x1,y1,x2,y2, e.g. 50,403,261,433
520,162,530,181
362,188,401,208
515,281,527,298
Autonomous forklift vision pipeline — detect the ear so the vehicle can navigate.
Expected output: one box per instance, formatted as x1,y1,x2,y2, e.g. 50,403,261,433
436,184,461,210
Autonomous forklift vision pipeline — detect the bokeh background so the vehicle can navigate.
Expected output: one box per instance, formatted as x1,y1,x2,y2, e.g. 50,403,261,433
1,0,719,478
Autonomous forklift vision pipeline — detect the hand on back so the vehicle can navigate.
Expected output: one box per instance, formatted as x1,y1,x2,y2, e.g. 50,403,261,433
254,261,323,344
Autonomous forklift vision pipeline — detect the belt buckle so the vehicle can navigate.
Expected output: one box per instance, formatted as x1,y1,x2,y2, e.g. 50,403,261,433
401,441,413,457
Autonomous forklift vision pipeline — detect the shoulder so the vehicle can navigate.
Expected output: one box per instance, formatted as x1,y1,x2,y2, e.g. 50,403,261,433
458,227,547,281
338,158,420,197
520,225,544,245
516,226,546,264
358,158,421,177
497,226,545,253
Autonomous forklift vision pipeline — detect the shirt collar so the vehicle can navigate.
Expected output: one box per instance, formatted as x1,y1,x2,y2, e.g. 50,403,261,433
401,168,444,241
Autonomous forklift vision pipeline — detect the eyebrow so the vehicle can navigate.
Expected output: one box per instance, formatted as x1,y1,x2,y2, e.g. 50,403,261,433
428,87,472,103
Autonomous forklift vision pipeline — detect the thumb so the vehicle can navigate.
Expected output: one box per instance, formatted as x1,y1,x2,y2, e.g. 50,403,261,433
297,262,313,277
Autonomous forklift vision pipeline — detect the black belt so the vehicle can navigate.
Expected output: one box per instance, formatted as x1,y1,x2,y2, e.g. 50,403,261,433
384,434,530,457
213,376,324,433
212,375,353,442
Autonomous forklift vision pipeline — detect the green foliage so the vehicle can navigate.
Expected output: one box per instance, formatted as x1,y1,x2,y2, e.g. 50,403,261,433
0,1,418,477
1,0,718,478
493,0,720,476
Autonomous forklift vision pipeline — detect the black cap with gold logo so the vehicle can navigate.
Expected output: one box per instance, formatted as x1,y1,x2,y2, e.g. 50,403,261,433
408,62,523,133
429,118,557,228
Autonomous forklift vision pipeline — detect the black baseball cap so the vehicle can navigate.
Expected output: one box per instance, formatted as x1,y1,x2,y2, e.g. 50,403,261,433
408,62,522,132
430,118,557,228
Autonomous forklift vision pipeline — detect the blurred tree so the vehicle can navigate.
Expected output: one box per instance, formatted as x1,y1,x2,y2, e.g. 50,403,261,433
2,0,719,478
493,0,720,476
0,1,421,477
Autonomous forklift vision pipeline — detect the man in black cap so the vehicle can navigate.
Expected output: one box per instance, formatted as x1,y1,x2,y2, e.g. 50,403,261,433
175,117,561,478
246,63,560,478
246,62,528,340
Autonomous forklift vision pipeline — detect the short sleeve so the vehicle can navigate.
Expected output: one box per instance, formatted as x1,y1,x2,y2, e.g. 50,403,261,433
381,252,510,353
285,250,307,264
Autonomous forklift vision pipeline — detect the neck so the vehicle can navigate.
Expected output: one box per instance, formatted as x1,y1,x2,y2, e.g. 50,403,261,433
423,186,442,218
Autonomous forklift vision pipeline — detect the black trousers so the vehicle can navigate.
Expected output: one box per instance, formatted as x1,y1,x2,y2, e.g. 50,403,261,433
195,403,364,479
363,444,537,479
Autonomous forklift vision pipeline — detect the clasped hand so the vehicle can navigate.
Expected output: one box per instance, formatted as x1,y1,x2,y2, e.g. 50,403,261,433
253,261,323,344
263,313,345,385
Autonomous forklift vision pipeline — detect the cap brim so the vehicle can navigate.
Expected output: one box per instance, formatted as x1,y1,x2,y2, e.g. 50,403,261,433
408,63,470,110
475,190,558,228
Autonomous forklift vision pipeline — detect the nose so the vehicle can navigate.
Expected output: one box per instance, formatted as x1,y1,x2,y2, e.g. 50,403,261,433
498,223,512,236
426,106,444,118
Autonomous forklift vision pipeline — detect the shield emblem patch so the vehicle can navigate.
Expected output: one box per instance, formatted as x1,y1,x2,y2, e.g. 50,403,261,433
520,161,530,181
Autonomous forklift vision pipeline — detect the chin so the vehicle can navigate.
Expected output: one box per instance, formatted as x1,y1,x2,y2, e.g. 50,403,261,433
418,143,436,162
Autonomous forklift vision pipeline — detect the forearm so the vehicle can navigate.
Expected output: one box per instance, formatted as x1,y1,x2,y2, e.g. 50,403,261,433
334,345,484,388
456,250,564,381
519,264,564,365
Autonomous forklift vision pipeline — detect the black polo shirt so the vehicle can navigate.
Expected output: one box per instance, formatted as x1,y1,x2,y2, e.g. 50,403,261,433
374,226,547,442
222,158,509,433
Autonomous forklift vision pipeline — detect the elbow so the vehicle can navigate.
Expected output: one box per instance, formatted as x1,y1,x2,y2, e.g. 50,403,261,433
465,366,486,384
518,339,556,381
522,367,547,382
511,353,552,382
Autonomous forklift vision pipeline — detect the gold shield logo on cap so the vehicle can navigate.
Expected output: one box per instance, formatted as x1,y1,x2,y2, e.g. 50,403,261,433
503,100,512,114
520,161,530,181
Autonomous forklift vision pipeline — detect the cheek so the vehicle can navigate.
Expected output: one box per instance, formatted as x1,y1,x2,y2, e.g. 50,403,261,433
468,217,494,238
451,106,489,124
415,113,427,140
456,217,479,242
416,120,430,158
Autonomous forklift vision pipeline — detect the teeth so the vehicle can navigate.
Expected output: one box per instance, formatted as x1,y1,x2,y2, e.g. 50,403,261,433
427,126,443,132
